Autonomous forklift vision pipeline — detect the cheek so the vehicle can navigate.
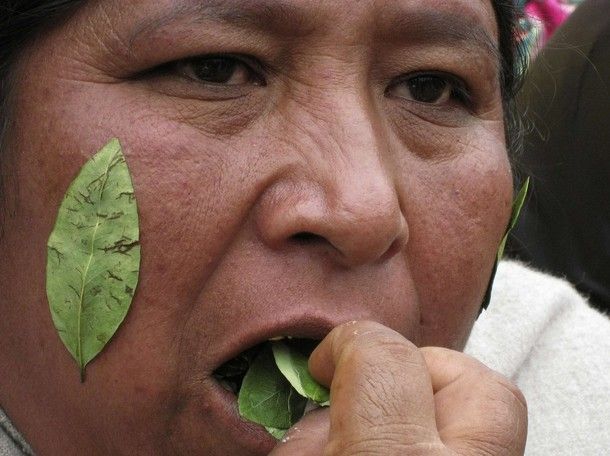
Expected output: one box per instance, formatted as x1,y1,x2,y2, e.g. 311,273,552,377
11,73,262,294
397,124,512,349
5,80,284,444
7,73,274,366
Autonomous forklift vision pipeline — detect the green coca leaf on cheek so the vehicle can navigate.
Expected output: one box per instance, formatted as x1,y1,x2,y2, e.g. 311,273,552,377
46,138,140,381
497,177,530,260
481,178,530,311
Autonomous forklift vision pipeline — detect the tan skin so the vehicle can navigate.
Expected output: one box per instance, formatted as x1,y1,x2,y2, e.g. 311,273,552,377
0,0,525,454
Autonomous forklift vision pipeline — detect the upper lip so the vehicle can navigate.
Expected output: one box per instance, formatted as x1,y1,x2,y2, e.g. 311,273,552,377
209,313,346,373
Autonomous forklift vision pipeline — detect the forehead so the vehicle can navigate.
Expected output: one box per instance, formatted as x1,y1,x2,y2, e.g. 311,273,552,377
97,0,498,47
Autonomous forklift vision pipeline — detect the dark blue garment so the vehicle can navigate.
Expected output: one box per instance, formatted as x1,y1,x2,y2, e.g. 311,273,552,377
507,0,610,312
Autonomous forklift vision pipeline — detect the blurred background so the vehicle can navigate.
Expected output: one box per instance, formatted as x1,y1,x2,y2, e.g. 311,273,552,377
507,0,610,314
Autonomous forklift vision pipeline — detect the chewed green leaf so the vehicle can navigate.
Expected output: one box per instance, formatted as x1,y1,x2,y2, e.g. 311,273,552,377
46,138,140,381
271,341,330,405
238,346,307,430
497,177,530,260
265,427,287,440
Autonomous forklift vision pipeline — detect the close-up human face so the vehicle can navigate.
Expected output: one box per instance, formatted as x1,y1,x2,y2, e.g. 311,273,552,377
0,0,513,454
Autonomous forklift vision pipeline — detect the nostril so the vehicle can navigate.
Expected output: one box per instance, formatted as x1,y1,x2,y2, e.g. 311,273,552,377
290,232,325,245
378,237,404,263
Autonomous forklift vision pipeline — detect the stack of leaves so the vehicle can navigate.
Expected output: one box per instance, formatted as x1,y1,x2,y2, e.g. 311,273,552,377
216,339,330,439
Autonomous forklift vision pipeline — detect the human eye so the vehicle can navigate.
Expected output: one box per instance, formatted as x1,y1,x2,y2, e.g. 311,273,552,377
386,73,471,108
137,53,268,102
174,54,266,86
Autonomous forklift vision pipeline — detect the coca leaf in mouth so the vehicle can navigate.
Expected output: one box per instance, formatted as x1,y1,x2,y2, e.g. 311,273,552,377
214,338,330,439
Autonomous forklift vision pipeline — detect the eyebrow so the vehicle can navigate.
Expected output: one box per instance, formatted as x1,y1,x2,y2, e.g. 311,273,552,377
130,0,318,45
379,8,501,67
130,0,501,65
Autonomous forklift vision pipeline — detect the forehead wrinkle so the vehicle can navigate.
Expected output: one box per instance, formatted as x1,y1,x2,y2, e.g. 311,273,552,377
129,0,321,47
376,7,501,69
129,1,500,57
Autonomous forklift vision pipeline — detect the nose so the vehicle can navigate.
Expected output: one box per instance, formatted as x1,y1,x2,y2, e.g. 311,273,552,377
255,98,408,268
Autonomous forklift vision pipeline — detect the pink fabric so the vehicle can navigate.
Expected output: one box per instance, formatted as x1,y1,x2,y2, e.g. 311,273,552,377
525,0,570,40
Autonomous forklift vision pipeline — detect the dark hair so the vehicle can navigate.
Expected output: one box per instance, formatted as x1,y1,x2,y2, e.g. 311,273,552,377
0,0,525,235
0,1,88,238
491,0,529,171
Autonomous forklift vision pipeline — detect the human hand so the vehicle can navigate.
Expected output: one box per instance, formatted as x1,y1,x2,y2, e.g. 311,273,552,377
270,321,527,455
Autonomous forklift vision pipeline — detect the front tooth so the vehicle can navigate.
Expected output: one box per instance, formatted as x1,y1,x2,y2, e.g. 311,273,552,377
268,335,294,341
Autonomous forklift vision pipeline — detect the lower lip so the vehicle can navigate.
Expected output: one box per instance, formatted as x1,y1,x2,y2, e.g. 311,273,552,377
208,379,278,454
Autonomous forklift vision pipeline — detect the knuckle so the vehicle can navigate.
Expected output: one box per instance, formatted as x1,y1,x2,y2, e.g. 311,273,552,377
498,378,528,413
486,371,528,414
471,376,528,454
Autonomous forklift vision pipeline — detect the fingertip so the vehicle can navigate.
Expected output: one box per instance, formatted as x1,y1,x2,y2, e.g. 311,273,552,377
269,408,330,456
309,320,392,386
308,336,334,386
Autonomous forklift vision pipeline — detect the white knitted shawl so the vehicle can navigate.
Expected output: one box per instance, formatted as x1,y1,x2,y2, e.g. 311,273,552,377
465,261,610,455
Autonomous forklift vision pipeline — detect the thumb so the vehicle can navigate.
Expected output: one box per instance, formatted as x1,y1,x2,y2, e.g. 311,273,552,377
269,408,330,456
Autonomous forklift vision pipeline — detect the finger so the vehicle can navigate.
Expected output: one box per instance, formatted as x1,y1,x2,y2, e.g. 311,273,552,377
421,347,528,456
309,321,443,455
269,408,330,456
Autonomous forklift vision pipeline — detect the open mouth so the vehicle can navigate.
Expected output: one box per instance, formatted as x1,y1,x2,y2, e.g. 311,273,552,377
212,336,328,438
212,337,319,396
212,342,265,395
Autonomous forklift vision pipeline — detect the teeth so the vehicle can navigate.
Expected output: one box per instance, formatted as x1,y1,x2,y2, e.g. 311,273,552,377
268,336,293,341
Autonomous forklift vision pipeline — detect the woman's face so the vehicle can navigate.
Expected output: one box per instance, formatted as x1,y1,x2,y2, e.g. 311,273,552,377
0,0,512,454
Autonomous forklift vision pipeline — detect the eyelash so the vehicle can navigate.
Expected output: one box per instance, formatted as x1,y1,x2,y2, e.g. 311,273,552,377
386,72,473,108
173,53,267,86
148,54,473,110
